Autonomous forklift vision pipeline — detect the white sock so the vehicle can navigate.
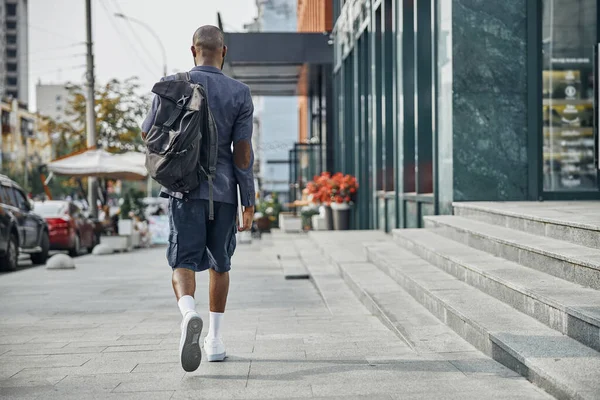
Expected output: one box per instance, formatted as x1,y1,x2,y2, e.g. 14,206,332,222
177,295,196,317
208,312,224,339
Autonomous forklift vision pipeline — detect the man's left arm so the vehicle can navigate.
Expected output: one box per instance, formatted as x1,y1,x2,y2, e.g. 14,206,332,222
232,87,255,206
232,87,256,229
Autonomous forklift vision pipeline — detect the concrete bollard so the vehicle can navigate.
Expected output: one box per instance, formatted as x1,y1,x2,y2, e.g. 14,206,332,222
46,254,75,270
92,244,114,256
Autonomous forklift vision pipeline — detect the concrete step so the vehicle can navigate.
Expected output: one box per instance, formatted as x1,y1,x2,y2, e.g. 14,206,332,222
424,215,600,290
365,241,600,400
393,228,600,352
303,238,534,373
453,202,600,250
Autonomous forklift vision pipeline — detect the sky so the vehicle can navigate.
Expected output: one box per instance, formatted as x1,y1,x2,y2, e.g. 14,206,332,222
28,0,258,110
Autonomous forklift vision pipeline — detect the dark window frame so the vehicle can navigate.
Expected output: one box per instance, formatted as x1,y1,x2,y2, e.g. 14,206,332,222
6,3,16,16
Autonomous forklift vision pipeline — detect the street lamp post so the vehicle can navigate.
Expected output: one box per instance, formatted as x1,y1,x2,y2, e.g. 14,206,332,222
114,13,167,197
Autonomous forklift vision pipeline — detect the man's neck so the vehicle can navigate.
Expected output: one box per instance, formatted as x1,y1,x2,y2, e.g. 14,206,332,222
195,59,221,69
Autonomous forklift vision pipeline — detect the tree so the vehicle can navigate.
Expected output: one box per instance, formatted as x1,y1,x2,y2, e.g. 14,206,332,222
41,77,150,156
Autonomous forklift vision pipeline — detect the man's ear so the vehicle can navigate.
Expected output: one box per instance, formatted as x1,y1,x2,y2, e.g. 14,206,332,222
190,45,197,57
222,45,228,59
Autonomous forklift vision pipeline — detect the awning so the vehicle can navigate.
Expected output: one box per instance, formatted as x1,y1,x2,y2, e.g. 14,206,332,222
48,149,147,181
223,32,333,96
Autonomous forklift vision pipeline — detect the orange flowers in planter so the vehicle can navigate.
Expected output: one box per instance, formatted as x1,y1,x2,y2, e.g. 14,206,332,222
331,173,358,204
305,172,358,205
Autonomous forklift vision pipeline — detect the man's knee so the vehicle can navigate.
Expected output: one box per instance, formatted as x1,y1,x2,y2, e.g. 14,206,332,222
209,268,228,277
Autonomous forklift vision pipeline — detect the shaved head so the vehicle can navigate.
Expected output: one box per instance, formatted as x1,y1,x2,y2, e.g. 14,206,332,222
193,25,224,53
191,25,226,69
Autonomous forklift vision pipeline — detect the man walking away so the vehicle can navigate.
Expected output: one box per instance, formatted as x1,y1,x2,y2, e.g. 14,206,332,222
141,25,255,372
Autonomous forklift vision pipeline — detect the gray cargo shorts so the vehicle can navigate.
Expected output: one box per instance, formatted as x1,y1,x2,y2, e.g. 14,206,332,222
167,197,237,273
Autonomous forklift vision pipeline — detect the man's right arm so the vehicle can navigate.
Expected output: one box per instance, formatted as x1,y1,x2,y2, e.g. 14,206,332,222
141,95,159,140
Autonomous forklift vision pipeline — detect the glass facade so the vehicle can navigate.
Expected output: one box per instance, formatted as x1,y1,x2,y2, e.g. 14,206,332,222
331,0,600,231
333,0,437,230
542,0,597,191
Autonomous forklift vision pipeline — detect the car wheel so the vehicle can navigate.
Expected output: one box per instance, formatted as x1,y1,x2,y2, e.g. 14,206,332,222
31,231,50,265
0,232,18,271
69,234,81,257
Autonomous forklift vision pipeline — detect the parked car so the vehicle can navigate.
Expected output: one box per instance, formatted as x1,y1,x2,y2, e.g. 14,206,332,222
33,200,97,257
71,199,103,243
0,175,50,271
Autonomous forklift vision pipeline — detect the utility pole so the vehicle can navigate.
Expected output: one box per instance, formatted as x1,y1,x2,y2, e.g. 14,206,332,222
85,0,98,218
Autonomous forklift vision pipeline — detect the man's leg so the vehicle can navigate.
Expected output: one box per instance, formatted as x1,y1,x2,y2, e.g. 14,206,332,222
204,202,236,361
209,269,229,312
173,268,196,301
168,198,207,372
173,268,197,316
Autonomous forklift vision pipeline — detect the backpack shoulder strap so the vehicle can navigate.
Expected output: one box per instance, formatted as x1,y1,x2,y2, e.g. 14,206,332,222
175,72,191,82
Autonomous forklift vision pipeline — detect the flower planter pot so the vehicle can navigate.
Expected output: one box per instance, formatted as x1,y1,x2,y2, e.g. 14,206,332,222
118,219,133,236
323,205,334,231
279,213,303,233
256,216,271,232
311,214,327,231
331,202,351,231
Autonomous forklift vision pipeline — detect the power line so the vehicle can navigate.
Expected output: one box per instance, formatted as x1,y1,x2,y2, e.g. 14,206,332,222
6,43,85,64
27,24,78,41
32,64,87,77
98,0,158,79
110,0,162,72
21,53,85,64
31,42,86,53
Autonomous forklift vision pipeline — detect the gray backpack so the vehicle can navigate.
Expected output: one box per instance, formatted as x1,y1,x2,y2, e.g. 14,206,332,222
144,72,218,219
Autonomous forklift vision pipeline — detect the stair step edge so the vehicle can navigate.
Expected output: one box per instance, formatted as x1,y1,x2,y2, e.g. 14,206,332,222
365,245,600,399
393,229,600,329
424,216,600,272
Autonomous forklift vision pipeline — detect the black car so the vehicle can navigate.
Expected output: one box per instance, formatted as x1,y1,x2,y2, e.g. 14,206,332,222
0,175,49,271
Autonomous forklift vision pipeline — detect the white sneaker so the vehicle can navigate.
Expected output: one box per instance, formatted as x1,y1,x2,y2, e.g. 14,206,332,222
179,312,203,372
204,336,226,362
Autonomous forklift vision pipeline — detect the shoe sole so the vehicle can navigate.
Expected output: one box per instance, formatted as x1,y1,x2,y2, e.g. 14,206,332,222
181,315,203,372
206,351,226,362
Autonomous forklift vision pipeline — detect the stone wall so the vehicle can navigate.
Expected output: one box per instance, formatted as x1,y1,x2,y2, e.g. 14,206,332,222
451,0,529,201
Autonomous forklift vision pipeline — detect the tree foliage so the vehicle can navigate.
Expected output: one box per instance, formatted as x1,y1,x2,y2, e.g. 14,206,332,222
41,77,150,156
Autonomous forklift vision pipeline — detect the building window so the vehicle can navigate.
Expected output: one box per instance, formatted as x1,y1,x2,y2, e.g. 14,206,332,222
7,63,17,72
7,35,17,45
56,95,62,102
6,4,16,16
6,49,17,58
6,77,17,86
1,111,9,127
6,21,16,30
21,118,33,138
542,0,597,192
7,91,17,98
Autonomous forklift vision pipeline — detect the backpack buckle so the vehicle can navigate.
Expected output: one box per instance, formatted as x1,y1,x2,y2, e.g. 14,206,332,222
177,96,188,107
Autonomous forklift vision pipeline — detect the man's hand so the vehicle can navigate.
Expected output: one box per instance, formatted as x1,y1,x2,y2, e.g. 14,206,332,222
238,206,254,232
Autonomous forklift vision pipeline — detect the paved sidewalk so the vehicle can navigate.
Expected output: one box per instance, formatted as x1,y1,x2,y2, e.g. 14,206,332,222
0,234,552,399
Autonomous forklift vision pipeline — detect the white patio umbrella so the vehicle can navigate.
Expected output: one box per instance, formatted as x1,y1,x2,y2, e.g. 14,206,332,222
48,149,147,181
